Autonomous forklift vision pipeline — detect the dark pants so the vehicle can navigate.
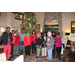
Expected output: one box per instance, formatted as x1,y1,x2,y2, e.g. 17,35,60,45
53,45,55,58
25,45,31,56
56,47,61,59
11,44,14,57
31,42,36,54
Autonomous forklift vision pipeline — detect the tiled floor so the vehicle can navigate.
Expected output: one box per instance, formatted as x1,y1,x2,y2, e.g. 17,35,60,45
0,49,72,62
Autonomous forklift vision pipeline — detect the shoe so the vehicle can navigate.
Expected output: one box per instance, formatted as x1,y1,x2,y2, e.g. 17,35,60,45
58,58,61,60
56,56,58,58
7,58,12,61
36,56,38,58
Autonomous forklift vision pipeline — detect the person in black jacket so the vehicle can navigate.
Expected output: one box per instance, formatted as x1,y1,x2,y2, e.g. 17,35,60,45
52,31,56,58
35,33,42,58
41,32,47,57
2,27,13,60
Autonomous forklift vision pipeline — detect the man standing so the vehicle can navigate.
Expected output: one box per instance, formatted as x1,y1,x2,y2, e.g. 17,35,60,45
19,29,26,55
2,27,13,60
69,30,75,53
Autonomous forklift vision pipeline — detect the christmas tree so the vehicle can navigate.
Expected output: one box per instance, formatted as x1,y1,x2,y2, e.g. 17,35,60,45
20,12,39,34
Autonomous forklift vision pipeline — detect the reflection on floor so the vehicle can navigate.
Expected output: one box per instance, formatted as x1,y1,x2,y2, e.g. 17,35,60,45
59,51,75,62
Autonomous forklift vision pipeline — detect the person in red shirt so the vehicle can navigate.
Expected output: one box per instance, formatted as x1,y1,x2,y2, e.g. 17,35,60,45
24,33,32,56
31,30,37,55
13,33,20,56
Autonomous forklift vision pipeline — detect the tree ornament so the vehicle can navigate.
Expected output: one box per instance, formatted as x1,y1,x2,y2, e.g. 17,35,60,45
25,18,26,19
26,26,28,29
33,19,35,21
31,29,33,32
31,16,32,19
22,22,23,24
14,12,16,15
24,22,26,25
27,18,28,20
29,23,31,28
24,15,26,19
22,27,25,30
33,16,35,18
27,14,29,16
29,18,31,20
33,26,35,28
32,22,35,25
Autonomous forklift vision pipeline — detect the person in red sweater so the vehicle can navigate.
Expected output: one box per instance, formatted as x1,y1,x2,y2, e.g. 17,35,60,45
13,33,20,56
31,30,37,55
24,33,32,56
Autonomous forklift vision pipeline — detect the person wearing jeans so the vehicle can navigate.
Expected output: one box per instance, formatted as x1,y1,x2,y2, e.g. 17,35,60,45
19,29,26,55
46,31,54,60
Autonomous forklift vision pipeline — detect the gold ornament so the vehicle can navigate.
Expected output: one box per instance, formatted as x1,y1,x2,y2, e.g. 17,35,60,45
33,19,35,21
24,15,26,19
29,23,31,28
29,18,31,20
33,26,35,28
33,16,35,18
31,16,32,19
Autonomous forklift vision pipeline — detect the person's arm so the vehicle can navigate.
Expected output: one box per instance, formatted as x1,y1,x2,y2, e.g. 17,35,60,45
2,32,7,44
24,37,26,46
51,37,54,46
69,34,71,41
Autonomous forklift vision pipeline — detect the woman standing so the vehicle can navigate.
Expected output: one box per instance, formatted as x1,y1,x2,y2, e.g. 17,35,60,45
52,31,56,58
10,30,16,59
31,30,37,55
24,33,32,56
41,32,47,57
46,31,54,60
13,33,20,56
35,33,42,58
55,34,62,60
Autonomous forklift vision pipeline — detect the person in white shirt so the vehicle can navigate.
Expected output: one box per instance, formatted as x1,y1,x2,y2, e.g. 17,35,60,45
69,30,75,52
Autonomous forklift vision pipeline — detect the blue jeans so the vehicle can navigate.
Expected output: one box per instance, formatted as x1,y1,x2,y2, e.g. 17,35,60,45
20,41,24,54
47,49,52,59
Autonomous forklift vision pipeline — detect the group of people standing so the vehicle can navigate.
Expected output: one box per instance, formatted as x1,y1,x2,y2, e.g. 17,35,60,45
2,27,62,61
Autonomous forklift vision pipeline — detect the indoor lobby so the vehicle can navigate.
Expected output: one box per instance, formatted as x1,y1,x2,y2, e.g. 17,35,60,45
0,12,75,62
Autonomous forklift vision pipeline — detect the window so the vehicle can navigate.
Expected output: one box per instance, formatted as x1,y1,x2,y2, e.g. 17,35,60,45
71,21,75,32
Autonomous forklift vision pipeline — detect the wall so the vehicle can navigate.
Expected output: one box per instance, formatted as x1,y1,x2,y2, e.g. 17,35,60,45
0,12,7,27
34,12,45,32
62,12,75,38
11,13,22,28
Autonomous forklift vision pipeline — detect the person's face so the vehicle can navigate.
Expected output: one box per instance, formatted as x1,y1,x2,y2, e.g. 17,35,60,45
33,31,35,35
56,35,59,37
37,33,40,37
44,33,46,36
52,33,55,35
12,30,15,34
22,30,24,33
48,32,51,37
27,33,30,37
16,33,19,36
7,28,10,32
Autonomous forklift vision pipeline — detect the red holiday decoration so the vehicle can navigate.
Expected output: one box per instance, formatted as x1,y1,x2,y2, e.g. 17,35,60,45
14,29,16,31
32,22,35,25
31,29,34,33
24,22,26,25
22,22,23,24
22,27,25,30
14,12,16,15
56,32,58,34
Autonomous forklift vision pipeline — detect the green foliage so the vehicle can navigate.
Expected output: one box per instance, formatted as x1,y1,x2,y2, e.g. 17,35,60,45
20,12,39,35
